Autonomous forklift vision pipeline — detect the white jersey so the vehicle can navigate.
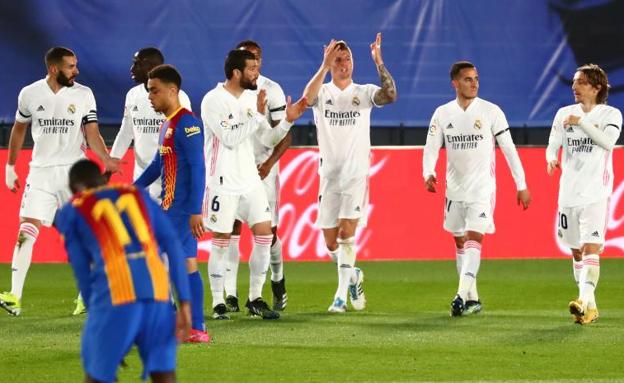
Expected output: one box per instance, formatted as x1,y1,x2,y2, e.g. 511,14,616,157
312,82,381,180
15,78,97,168
253,75,287,165
202,84,289,195
423,97,527,202
110,84,191,173
547,103,622,207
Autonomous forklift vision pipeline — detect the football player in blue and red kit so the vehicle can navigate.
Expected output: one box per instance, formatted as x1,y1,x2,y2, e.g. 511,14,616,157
135,64,209,342
56,159,191,383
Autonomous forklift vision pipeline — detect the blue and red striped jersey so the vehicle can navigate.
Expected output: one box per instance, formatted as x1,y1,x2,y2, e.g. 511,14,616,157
135,107,205,216
56,184,190,309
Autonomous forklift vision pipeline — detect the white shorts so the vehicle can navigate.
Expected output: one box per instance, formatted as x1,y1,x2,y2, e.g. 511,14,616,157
261,166,280,227
134,164,162,204
203,184,271,233
316,176,369,229
443,197,495,237
557,200,608,249
20,165,73,226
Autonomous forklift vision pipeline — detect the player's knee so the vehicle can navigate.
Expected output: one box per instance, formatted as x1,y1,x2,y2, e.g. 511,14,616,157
326,242,339,252
581,243,601,256
464,231,483,243
231,220,242,235
571,248,582,261
453,236,465,249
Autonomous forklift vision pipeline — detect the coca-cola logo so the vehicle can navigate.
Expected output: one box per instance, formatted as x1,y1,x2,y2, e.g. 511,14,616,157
554,179,624,255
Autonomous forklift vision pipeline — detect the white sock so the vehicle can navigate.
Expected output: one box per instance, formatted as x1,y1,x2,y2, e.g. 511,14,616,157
455,248,465,276
224,235,240,297
270,236,283,282
572,259,583,286
208,238,229,307
457,240,481,301
11,223,39,300
579,254,600,310
328,248,340,263
249,235,272,301
334,237,356,302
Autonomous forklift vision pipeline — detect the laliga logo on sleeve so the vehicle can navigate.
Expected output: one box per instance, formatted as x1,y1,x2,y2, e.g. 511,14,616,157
428,124,437,136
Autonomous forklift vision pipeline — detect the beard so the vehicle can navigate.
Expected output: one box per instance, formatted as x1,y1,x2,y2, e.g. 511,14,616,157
240,77,257,91
57,71,75,87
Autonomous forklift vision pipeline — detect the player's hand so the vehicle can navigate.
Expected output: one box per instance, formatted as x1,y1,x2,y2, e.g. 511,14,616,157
176,301,192,343
104,156,124,175
257,89,267,115
257,161,273,180
5,164,20,193
189,214,205,239
424,175,437,193
322,39,341,70
563,115,580,127
517,189,532,210
285,96,307,123
547,160,560,176
370,32,384,66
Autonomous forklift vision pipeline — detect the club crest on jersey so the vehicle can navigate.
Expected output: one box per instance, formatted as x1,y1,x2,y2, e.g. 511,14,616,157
352,96,360,107
67,104,76,114
246,108,254,118
210,214,217,223
474,119,482,130
165,128,173,138
428,124,437,136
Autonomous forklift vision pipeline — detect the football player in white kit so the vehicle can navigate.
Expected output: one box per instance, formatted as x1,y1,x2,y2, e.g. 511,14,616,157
201,49,307,319
222,40,291,313
0,47,121,316
302,33,397,313
546,64,622,325
423,61,531,317
110,47,192,202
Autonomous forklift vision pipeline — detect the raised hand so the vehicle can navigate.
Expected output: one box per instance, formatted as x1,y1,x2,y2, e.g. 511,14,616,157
322,39,341,70
370,32,384,66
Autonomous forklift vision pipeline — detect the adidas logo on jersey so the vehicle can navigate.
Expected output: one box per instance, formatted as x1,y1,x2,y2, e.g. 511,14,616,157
265,206,270,213
566,127,574,133
228,113,234,119
479,212,487,218
325,99,333,105
133,105,139,111
446,123,454,129
591,231,600,237
37,105,45,111
355,206,361,212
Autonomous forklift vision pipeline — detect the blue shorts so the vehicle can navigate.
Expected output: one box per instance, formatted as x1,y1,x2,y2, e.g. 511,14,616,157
166,213,197,258
82,301,177,383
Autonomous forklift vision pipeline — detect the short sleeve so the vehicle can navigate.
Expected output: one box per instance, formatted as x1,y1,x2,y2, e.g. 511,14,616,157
82,88,98,125
15,88,32,123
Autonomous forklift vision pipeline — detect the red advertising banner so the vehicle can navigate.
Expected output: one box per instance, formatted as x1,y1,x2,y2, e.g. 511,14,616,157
0,147,622,263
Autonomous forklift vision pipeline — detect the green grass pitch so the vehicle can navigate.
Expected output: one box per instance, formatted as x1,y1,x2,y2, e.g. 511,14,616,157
1,259,623,382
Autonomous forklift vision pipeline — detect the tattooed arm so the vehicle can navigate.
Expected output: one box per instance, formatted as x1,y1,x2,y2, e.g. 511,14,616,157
370,33,397,105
